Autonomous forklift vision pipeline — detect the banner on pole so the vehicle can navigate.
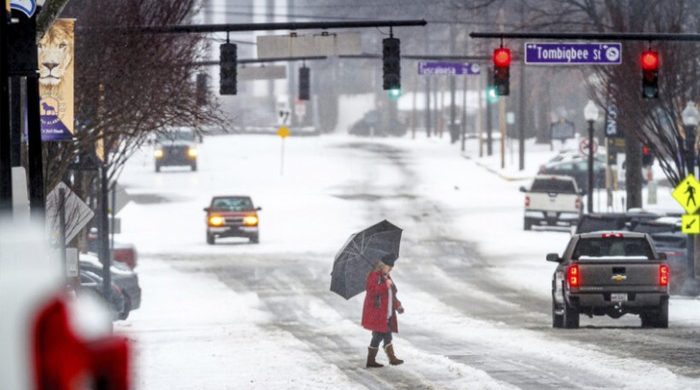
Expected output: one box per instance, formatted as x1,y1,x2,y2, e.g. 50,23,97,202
39,19,75,141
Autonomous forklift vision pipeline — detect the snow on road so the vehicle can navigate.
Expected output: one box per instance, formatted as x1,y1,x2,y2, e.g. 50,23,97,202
116,133,700,389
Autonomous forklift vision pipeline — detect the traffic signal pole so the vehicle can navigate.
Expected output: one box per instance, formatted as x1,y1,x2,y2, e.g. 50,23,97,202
0,4,12,214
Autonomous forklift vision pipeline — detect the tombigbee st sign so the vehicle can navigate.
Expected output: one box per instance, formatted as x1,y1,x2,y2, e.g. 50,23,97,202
524,42,622,65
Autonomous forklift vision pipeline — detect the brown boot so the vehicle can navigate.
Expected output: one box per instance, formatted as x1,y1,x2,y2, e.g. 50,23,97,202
366,347,384,368
384,343,404,365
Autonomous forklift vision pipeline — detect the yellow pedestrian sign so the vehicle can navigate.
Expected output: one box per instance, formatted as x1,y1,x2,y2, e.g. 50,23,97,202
277,126,290,138
682,215,700,234
672,174,700,214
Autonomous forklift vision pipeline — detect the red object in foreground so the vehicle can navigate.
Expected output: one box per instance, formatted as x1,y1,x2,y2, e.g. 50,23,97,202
659,264,670,287
567,264,580,288
641,50,659,71
493,47,512,68
32,297,131,390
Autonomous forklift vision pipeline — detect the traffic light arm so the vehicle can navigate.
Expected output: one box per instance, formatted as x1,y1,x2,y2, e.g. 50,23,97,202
470,31,700,42
85,20,427,34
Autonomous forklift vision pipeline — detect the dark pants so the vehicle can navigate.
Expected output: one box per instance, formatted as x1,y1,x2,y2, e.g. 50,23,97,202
369,320,393,348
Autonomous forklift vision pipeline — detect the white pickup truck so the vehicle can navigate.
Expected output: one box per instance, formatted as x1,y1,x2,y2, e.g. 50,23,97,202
520,175,583,230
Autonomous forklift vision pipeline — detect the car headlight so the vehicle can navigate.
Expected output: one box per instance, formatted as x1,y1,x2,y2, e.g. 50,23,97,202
208,215,225,227
188,148,198,158
154,149,164,158
243,215,258,226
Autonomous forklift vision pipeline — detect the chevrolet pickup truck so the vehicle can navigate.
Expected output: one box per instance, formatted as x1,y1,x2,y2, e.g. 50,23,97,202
548,231,669,328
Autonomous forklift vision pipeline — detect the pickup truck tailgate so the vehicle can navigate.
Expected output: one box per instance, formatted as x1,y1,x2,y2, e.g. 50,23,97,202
577,259,663,291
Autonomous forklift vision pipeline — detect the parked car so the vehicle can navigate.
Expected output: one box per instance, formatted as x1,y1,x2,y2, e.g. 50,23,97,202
204,195,261,244
539,157,606,193
154,127,200,172
80,253,141,320
548,231,670,328
79,269,127,321
113,242,138,269
520,175,583,230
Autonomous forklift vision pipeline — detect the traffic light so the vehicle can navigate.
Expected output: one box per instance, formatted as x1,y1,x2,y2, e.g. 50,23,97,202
492,47,511,96
642,145,655,167
196,73,208,106
299,66,310,101
382,37,401,90
486,68,499,103
387,88,401,100
641,49,659,99
220,43,237,95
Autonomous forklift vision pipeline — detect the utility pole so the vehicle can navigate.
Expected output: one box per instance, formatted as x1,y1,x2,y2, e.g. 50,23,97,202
517,1,526,171
486,87,493,156
449,24,457,144
0,4,13,214
499,97,506,169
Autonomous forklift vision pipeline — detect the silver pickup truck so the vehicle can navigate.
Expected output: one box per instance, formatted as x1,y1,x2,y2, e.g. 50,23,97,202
548,231,669,328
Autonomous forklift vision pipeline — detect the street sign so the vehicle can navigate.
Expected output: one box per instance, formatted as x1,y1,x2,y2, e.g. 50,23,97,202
682,215,700,234
579,137,599,156
524,42,622,65
605,105,619,137
506,112,515,125
418,61,480,75
46,182,95,244
294,101,306,118
66,248,79,278
238,66,287,81
277,126,290,138
257,32,362,59
672,174,700,214
108,184,131,215
550,120,575,141
277,110,290,126
10,0,36,17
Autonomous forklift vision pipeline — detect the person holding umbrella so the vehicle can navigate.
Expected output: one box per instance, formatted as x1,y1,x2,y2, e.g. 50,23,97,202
329,220,404,368
362,253,404,368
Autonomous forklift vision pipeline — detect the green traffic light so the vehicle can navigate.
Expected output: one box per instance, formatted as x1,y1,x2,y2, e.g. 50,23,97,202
388,88,401,99
486,87,499,103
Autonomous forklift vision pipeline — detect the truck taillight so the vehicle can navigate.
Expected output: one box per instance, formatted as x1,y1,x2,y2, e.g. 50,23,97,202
525,195,530,208
567,264,580,288
575,197,581,210
659,264,669,287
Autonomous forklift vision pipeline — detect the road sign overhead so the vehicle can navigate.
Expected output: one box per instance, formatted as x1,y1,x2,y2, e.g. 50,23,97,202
672,174,700,214
257,32,362,59
417,61,480,75
682,215,700,234
524,42,622,65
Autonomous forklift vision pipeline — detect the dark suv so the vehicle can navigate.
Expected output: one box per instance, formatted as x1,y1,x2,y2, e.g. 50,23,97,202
204,196,261,245
154,128,199,172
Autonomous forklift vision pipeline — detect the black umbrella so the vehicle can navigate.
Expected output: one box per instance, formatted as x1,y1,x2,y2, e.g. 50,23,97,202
330,220,403,300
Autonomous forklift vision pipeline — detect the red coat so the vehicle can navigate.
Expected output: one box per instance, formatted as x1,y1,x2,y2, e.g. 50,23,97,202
361,271,402,333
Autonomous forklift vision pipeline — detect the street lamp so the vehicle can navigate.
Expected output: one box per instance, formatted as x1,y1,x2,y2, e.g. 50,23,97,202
583,100,599,214
682,101,699,177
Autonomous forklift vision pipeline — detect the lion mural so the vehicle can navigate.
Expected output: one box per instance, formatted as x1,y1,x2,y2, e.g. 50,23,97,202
38,19,75,139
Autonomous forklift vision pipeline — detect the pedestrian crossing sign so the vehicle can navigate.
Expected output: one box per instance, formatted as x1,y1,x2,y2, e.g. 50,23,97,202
672,174,700,214
682,215,700,234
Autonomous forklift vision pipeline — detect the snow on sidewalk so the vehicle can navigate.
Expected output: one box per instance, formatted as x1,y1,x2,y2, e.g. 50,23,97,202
116,257,362,390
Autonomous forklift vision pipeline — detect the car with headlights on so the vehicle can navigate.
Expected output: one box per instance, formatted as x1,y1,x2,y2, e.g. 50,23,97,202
153,127,200,172
204,196,261,244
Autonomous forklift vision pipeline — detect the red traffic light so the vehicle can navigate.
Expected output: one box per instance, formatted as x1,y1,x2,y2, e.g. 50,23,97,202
493,47,511,68
641,50,659,71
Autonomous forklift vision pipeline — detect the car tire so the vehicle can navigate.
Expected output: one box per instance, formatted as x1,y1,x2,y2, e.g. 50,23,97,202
524,218,532,231
206,233,215,245
563,302,579,329
640,313,653,328
552,299,564,328
654,298,669,328
250,234,259,244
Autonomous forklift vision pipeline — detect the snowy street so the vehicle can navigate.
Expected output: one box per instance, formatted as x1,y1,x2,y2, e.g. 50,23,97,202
116,134,700,389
